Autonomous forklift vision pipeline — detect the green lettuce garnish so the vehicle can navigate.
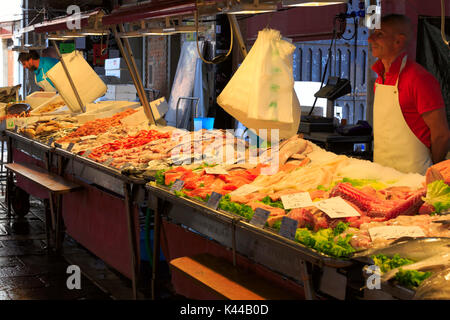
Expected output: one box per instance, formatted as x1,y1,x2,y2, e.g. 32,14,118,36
294,222,354,259
155,169,166,185
423,180,450,214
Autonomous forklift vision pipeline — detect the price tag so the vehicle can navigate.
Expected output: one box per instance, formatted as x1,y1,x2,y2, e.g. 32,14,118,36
82,150,92,158
79,135,97,141
205,166,229,175
170,179,185,192
229,184,261,197
368,226,425,241
103,158,114,166
279,216,298,241
54,143,62,149
67,143,75,152
206,192,223,210
6,119,15,130
281,192,314,209
314,197,361,219
47,137,54,147
250,208,270,228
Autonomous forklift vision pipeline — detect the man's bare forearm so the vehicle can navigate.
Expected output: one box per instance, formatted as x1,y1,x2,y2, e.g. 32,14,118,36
431,133,450,164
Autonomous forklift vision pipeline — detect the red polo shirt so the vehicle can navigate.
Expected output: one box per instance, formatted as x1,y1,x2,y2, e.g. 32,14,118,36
372,52,445,148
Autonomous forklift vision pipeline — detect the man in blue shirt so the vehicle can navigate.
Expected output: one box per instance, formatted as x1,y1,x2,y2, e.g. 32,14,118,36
18,50,59,92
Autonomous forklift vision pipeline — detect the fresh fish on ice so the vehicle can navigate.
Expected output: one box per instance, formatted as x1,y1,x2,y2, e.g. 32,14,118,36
352,237,450,262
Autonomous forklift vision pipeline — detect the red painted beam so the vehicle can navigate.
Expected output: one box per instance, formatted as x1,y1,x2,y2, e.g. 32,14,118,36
32,9,103,33
245,3,348,43
102,1,198,26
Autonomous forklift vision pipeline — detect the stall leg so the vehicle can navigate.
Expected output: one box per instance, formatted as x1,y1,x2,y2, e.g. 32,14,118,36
150,194,160,300
300,260,316,300
43,198,53,253
5,136,13,218
54,194,64,254
124,183,139,300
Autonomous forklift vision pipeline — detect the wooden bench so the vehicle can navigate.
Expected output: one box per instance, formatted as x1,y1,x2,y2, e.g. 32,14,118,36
5,162,81,252
170,253,303,300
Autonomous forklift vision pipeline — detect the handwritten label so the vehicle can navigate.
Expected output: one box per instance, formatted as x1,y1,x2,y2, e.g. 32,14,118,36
206,192,222,210
170,179,185,192
205,166,229,175
314,197,361,219
47,137,54,147
279,216,298,241
250,208,270,228
6,119,15,129
281,192,314,209
79,135,97,141
82,150,92,158
229,184,261,197
67,143,75,152
54,143,62,149
368,226,426,241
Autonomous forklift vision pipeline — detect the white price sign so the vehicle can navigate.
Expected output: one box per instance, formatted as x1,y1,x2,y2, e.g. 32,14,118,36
281,192,314,209
314,197,361,219
229,184,261,197
205,166,229,175
369,226,425,241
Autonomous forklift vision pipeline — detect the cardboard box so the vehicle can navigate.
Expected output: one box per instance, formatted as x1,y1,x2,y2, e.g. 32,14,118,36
103,91,137,101
25,91,58,109
46,50,107,113
106,84,137,95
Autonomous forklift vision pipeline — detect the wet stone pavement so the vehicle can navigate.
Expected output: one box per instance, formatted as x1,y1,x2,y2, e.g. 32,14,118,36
0,191,179,300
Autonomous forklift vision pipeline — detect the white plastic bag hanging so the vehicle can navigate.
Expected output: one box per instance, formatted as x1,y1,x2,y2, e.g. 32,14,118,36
247,29,296,123
217,28,300,140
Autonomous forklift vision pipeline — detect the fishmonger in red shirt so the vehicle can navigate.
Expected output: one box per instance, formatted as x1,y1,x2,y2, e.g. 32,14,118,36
369,14,450,174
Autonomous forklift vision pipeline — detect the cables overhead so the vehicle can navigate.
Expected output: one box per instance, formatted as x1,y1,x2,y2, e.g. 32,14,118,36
195,0,234,65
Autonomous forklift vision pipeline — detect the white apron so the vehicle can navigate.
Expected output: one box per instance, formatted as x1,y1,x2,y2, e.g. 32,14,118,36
373,55,433,175
35,73,57,92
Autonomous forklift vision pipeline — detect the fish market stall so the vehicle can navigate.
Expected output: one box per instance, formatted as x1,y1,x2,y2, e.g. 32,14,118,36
4,2,449,301
5,104,450,300
145,133,450,300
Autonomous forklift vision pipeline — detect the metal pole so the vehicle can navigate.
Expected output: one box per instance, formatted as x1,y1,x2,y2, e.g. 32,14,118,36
227,14,248,58
51,40,86,113
300,260,316,300
115,25,156,125
151,195,161,300
124,182,139,300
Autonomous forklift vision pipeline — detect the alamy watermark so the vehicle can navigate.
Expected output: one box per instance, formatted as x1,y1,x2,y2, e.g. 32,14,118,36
170,128,280,175
365,265,381,290
66,5,81,30
66,265,81,290
365,5,381,30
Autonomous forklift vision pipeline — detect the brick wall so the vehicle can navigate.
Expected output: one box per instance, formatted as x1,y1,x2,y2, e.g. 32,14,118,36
146,36,168,98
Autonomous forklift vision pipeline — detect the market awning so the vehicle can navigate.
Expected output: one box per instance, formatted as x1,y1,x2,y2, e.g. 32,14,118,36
102,1,197,26
245,3,347,43
32,8,105,33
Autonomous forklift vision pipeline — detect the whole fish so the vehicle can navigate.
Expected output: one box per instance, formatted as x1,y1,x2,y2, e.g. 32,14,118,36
382,252,450,282
413,267,450,300
352,237,450,262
